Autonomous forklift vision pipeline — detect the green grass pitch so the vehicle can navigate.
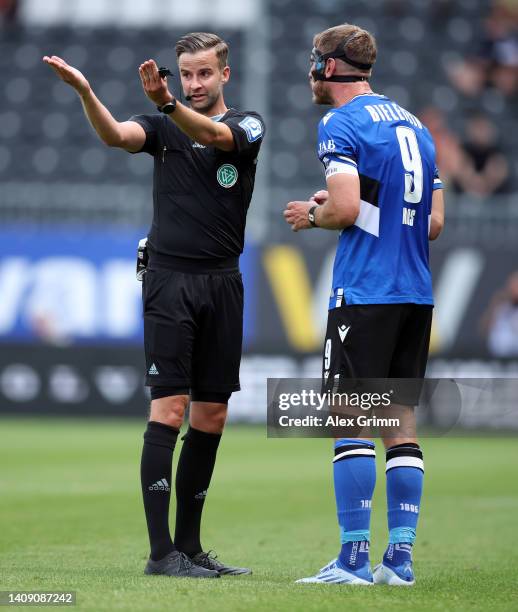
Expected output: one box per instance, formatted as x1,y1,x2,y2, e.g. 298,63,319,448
1,418,517,611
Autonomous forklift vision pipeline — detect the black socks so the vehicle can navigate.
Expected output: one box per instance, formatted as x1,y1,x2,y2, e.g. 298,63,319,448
140,421,179,561
174,427,222,556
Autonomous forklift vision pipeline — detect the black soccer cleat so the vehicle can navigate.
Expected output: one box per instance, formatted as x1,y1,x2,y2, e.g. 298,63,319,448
190,550,252,576
144,550,220,578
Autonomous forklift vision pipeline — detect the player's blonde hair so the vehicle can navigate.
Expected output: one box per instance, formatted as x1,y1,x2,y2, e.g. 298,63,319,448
313,24,377,75
175,32,229,70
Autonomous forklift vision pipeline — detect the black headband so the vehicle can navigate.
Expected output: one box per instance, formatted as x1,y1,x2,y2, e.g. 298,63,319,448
317,44,373,71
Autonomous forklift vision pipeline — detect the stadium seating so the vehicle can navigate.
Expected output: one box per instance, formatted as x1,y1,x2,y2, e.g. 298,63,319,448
268,0,517,197
0,1,516,228
0,26,243,225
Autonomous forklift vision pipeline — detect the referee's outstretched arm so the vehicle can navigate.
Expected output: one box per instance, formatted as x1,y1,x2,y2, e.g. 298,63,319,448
43,55,147,152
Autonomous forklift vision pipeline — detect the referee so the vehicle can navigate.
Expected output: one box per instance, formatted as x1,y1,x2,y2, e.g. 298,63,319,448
44,32,265,578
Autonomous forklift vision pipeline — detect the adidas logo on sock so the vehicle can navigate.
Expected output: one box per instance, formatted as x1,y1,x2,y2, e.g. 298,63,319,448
148,478,170,492
194,490,207,500
148,363,159,375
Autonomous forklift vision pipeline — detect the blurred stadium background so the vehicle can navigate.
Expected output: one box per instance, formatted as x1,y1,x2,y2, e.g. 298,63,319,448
1,0,518,423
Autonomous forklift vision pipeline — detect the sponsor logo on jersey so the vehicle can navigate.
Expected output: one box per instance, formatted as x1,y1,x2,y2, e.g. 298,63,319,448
238,116,263,142
217,164,238,188
318,139,336,156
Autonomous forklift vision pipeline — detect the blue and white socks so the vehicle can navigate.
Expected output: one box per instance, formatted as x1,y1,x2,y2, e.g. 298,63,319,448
383,442,424,567
333,438,376,572
332,440,424,574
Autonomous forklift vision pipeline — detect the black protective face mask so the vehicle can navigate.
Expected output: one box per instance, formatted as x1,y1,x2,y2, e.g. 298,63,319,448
310,43,372,83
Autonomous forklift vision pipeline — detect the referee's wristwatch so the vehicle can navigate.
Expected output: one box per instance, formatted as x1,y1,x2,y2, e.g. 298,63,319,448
308,205,318,227
157,98,177,114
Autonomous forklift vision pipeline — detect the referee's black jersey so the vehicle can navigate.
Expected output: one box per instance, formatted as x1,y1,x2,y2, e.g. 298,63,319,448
129,109,265,266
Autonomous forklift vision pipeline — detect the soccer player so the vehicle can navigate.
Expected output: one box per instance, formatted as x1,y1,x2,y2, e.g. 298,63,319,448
284,24,444,585
44,32,264,578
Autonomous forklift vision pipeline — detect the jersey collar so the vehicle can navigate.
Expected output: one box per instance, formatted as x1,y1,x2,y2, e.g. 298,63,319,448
343,92,387,108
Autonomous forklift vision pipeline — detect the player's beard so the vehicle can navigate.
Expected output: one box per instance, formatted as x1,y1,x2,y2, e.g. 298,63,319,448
311,79,334,105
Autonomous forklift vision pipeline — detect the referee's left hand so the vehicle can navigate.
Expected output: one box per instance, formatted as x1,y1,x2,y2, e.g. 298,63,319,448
284,201,313,232
139,59,174,107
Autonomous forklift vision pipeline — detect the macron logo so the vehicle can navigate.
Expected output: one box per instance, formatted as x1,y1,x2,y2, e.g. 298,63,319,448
149,478,170,492
148,363,159,375
338,325,350,343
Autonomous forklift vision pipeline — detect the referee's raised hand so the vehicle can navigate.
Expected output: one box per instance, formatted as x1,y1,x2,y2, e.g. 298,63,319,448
43,55,91,96
139,59,174,106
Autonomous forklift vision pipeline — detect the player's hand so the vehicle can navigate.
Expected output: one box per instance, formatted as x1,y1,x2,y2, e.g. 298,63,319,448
139,59,174,107
42,55,91,96
310,190,328,205
283,201,313,232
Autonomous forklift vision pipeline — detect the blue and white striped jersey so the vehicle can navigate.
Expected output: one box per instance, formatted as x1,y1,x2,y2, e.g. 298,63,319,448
317,93,443,308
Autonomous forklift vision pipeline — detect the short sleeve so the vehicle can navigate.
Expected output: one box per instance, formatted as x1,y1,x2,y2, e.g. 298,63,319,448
317,111,359,180
223,112,265,157
128,114,164,155
433,164,443,190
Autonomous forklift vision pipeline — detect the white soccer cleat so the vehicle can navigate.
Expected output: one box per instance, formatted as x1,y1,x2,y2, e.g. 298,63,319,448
372,562,415,586
296,558,373,585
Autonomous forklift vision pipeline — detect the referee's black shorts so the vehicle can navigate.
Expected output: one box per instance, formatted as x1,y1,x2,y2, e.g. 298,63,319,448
142,265,243,397
322,304,433,403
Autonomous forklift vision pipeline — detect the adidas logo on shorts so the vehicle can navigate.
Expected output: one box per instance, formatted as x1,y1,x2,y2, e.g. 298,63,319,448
149,478,170,492
148,363,159,375
195,489,207,500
